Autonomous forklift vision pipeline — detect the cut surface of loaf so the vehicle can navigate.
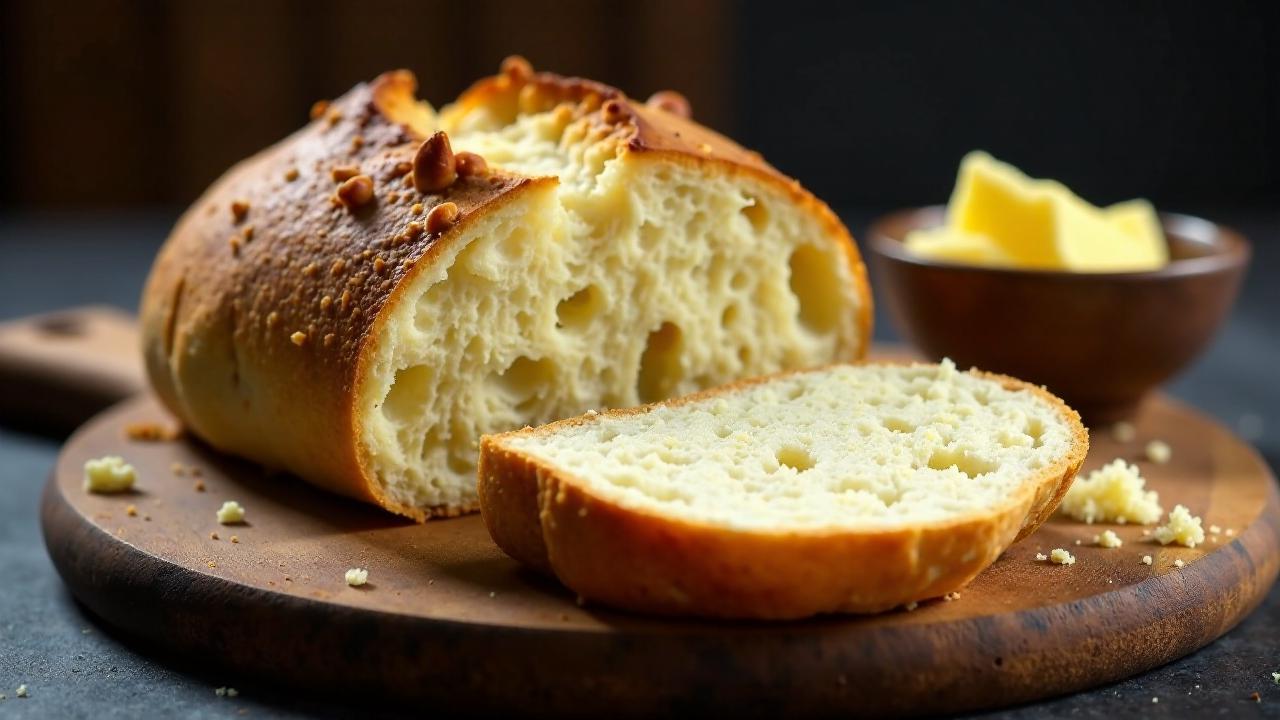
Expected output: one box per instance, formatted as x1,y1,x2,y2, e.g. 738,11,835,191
479,361,1088,619
140,59,870,521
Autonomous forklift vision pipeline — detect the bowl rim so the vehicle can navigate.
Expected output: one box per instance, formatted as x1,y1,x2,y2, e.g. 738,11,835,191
867,205,1251,280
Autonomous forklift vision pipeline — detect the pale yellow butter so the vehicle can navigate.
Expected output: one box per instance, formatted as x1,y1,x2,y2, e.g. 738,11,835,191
905,152,1168,271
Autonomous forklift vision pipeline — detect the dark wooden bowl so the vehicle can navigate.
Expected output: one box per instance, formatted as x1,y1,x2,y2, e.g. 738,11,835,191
868,206,1250,424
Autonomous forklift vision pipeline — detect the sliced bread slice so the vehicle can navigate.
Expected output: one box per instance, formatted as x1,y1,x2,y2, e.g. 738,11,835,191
478,360,1088,619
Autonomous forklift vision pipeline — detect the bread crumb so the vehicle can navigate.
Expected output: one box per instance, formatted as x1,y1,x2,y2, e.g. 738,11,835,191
83,456,136,493
1251,691,1261,702
1154,504,1205,547
210,531,219,540
1059,459,1161,525
230,200,249,223
1094,529,1123,548
124,421,177,441
1111,421,1136,442
194,480,206,492
215,686,226,697
216,501,245,524
1035,552,1048,561
170,462,186,476
1174,559,1185,568
903,601,918,611
1141,555,1153,565
290,331,307,346
345,568,368,586
1226,528,1235,536
191,466,203,477
1145,440,1172,464
1074,539,1081,545
1209,524,1222,534
230,535,239,544
1152,697,1158,703
207,561,217,568
15,685,27,698
1049,548,1076,565
943,591,961,601
585,409,599,417
489,591,497,598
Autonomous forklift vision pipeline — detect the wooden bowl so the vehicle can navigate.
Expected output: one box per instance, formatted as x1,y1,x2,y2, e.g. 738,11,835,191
867,207,1250,424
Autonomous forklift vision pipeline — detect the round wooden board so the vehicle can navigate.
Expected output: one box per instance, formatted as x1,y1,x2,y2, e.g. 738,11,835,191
42,394,1280,718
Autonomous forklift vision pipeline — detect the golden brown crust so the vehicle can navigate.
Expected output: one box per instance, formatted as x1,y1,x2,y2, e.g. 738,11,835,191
478,362,1088,619
140,71,539,521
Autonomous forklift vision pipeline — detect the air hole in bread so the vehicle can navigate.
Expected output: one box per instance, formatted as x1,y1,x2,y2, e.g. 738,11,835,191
637,322,684,404
741,195,768,232
926,447,998,478
730,270,750,291
1026,417,1046,448
788,244,842,334
883,417,915,433
720,304,739,328
556,285,602,328
775,445,816,473
385,365,433,422
495,355,556,413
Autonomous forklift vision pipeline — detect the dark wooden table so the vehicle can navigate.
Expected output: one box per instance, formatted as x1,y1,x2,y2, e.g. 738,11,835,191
1,209,1277,718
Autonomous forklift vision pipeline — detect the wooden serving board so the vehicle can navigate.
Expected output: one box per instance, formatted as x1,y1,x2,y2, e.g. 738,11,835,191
42,394,1279,718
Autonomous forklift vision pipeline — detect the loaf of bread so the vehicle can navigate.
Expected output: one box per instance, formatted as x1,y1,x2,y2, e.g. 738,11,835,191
479,360,1088,618
140,58,871,520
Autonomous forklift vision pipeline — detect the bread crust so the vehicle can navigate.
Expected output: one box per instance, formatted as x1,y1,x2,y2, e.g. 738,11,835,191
141,63,872,522
478,362,1089,619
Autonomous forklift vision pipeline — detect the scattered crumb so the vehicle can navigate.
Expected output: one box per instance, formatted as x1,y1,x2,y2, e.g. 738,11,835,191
215,687,226,697
83,456,136,493
144,515,151,521
1074,539,1082,546
171,462,185,476
230,535,239,544
191,466,203,477
1141,555,1153,565
1252,691,1261,702
1152,697,1158,703
943,591,961,601
1059,459,1162,525
1226,528,1236,537
1272,672,1279,684
1174,559,1186,568
585,409,599,417
290,331,307,346
194,480,206,492
1111,421,1136,442
903,601,918,612
1049,548,1076,565
227,688,239,698
16,685,27,698
1035,552,1048,561
216,501,245,524
345,568,369,587
124,421,178,441
489,591,497,598
210,532,219,540
1209,525,1222,534
125,504,138,517
207,561,217,568
1094,529,1123,548
1142,529,1151,536
1154,504,1205,548
1145,440,1172,464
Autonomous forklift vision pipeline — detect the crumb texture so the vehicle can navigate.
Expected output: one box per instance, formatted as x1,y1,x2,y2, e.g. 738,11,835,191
83,456,136,493
500,361,1079,530
1154,504,1205,548
1059,459,1162,525
216,501,245,524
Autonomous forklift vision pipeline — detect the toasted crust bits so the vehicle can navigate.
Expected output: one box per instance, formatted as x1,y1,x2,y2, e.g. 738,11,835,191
413,132,457,193
309,99,330,120
229,200,250,223
331,165,360,183
124,421,178,441
284,168,299,182
336,175,375,209
646,90,691,119
455,151,489,179
500,55,534,84
601,99,629,125
425,202,460,235
290,331,308,346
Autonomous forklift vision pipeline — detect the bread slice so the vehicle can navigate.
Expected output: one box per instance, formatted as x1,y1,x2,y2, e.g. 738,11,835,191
139,59,871,521
479,360,1088,619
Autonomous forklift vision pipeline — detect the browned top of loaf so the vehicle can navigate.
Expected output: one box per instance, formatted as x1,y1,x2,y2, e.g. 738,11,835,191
142,61,842,521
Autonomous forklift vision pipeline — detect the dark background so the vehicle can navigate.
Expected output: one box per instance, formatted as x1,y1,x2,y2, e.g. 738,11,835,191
2,0,1278,212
